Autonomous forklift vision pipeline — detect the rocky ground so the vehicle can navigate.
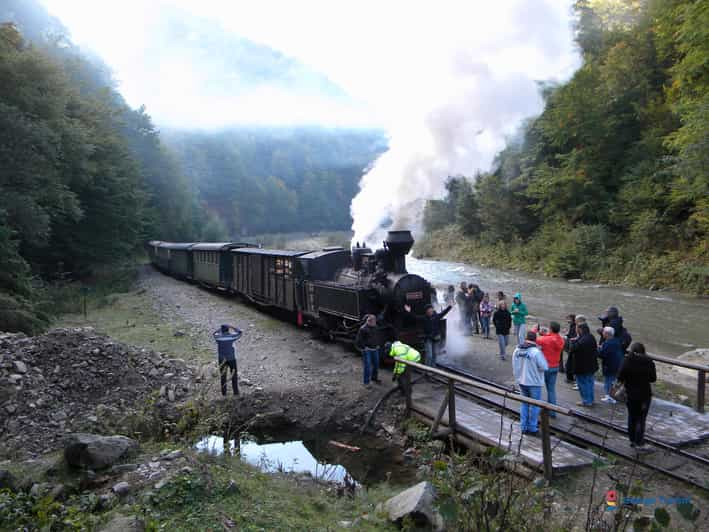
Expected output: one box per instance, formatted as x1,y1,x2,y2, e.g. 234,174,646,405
0,328,195,460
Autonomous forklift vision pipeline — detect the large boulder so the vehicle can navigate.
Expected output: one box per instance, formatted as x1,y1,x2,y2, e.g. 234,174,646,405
377,481,444,531
99,515,145,532
64,433,138,470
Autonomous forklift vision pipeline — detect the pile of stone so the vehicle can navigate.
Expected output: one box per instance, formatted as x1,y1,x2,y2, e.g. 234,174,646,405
0,328,195,458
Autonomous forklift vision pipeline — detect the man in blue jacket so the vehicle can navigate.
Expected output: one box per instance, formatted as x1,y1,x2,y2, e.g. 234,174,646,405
213,324,243,396
512,331,549,436
598,326,624,404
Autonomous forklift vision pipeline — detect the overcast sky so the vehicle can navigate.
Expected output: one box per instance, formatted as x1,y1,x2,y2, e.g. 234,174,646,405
40,0,578,130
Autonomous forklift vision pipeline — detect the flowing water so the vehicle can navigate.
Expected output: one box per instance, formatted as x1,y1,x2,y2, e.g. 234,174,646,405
408,256,709,358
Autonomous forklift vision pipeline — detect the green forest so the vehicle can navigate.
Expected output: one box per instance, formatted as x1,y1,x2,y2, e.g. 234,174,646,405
419,0,708,294
0,0,383,333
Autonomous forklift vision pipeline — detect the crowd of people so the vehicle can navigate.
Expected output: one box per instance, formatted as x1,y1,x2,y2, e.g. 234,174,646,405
440,287,658,450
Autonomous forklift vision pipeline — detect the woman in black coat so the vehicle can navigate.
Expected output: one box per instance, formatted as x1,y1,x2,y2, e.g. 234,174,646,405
617,342,657,449
569,323,599,406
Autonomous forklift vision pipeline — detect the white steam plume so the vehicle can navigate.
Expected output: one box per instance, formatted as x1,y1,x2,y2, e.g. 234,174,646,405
351,1,580,245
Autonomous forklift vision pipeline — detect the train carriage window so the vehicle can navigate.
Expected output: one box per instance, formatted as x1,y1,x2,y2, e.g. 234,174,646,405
275,257,284,275
284,259,292,278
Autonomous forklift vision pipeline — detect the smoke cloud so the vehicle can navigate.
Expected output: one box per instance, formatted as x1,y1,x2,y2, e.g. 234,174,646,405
351,1,580,245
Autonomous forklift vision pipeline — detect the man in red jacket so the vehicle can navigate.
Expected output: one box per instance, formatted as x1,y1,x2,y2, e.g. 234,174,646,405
535,321,565,415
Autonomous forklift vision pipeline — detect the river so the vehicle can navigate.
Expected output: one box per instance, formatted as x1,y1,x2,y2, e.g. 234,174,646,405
408,256,709,358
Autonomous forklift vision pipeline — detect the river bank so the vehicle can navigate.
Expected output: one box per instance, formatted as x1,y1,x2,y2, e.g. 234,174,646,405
415,226,709,296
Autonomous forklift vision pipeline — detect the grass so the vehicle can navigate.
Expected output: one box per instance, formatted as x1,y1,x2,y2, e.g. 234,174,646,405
133,451,397,531
56,287,214,365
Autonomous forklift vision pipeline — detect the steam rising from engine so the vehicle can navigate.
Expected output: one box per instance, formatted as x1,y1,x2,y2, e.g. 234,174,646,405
350,1,580,245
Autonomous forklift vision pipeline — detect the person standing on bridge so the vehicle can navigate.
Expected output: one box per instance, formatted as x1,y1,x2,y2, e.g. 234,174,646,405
355,314,382,386
535,322,565,415
404,303,451,367
570,322,599,407
510,293,529,345
513,331,549,436
598,326,624,403
617,342,656,449
213,324,243,396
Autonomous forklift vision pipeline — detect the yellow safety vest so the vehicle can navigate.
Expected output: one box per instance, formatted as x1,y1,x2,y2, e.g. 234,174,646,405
389,341,421,375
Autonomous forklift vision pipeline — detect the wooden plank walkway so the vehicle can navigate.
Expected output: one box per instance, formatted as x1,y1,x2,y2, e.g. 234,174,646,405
440,359,709,447
411,385,597,474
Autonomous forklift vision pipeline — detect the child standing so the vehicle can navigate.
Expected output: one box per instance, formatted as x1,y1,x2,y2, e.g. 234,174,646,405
479,293,494,339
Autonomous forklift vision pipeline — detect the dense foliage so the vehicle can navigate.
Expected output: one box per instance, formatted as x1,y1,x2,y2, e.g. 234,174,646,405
422,0,708,293
0,0,384,333
164,128,385,236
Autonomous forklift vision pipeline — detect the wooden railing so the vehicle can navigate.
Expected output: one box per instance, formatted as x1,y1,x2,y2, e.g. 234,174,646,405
395,358,570,480
647,354,709,413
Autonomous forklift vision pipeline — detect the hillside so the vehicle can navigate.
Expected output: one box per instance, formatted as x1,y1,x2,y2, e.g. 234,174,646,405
420,0,708,294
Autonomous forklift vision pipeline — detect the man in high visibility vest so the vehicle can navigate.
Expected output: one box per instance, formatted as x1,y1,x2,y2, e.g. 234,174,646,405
387,341,421,378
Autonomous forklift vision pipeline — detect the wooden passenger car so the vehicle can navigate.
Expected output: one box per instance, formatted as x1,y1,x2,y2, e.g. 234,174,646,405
146,241,162,265
164,243,195,279
232,248,307,310
192,243,254,289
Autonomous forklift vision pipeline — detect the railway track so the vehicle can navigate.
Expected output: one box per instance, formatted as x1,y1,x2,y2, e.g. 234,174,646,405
432,361,709,491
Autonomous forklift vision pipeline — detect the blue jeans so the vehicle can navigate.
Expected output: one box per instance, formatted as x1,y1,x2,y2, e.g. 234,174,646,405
544,368,559,407
362,348,380,384
604,374,616,396
497,335,508,358
514,323,526,345
576,373,595,405
424,338,442,367
480,315,491,337
519,384,542,433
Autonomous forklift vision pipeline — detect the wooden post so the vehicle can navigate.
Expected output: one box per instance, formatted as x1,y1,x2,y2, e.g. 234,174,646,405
431,389,450,435
540,408,553,481
448,378,456,434
698,370,706,414
403,370,413,416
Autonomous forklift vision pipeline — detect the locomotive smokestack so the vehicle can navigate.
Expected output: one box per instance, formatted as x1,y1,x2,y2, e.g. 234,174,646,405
385,230,414,273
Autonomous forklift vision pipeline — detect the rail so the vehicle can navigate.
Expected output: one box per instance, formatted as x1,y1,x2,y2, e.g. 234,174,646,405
394,358,569,480
647,353,709,413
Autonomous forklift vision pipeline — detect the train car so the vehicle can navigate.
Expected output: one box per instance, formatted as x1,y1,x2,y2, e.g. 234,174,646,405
155,242,171,272
146,241,162,265
192,242,255,289
164,243,195,279
233,248,307,309
148,230,441,351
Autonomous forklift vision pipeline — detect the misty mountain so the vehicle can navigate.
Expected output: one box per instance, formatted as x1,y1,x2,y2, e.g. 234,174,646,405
163,127,386,235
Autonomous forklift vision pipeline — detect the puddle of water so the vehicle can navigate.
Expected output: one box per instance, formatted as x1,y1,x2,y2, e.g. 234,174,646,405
195,431,416,486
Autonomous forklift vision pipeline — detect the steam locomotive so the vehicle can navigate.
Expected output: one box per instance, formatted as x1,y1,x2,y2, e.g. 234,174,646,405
146,230,440,348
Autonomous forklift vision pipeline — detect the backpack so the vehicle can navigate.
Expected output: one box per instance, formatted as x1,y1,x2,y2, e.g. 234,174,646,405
620,328,632,351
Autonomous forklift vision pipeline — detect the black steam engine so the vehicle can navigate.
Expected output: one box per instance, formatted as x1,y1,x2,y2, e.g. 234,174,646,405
147,230,439,349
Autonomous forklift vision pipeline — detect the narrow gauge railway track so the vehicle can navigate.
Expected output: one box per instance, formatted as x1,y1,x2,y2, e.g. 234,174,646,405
432,362,709,491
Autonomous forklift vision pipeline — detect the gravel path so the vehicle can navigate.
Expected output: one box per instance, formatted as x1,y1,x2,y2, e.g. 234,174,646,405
138,266,391,429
